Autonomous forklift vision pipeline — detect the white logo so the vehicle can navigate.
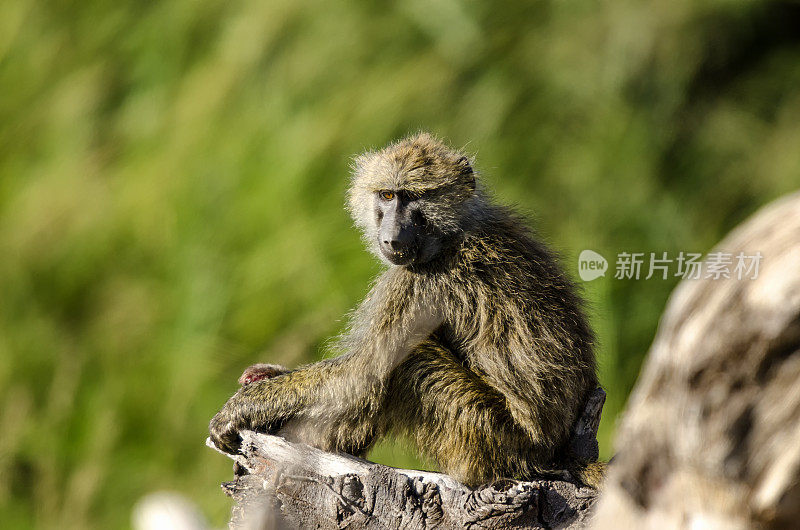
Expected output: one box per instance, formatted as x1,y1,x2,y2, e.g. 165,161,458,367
578,250,608,281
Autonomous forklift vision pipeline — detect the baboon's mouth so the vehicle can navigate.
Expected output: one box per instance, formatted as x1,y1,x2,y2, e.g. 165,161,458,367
380,247,418,266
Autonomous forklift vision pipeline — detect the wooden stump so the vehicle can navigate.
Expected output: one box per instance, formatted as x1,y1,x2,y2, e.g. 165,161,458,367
208,387,606,529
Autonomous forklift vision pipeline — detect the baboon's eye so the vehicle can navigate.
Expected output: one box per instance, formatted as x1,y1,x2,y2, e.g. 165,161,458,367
379,190,395,201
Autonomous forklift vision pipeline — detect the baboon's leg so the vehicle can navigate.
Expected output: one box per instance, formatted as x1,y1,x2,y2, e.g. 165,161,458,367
384,340,542,485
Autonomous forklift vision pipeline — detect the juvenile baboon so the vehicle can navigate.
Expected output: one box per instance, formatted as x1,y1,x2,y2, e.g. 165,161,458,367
210,133,602,486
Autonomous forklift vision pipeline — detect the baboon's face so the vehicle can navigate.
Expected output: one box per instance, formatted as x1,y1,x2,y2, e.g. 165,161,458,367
349,133,476,266
373,189,439,266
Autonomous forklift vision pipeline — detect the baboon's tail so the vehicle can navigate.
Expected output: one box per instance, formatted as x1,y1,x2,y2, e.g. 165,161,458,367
569,460,607,489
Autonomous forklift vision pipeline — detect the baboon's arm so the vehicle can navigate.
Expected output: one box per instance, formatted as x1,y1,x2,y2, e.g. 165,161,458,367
209,271,442,454
385,340,530,484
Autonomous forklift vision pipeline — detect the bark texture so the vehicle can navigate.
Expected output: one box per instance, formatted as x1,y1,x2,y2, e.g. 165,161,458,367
592,192,800,529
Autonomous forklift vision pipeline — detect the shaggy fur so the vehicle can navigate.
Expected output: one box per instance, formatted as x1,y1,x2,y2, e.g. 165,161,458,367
210,133,599,486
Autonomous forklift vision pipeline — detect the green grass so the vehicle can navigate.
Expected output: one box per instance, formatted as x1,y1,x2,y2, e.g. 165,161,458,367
1,0,798,527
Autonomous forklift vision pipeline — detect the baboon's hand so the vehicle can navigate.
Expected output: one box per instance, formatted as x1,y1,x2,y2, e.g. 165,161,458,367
209,402,244,454
209,376,300,454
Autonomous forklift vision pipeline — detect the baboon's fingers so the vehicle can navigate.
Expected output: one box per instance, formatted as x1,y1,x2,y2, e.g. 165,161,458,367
209,414,243,454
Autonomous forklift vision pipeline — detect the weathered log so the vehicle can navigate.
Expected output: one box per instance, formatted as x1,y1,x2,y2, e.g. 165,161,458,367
592,192,800,529
208,387,606,529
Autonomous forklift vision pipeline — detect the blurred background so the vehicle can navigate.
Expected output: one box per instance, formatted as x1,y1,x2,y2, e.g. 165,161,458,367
1,0,798,527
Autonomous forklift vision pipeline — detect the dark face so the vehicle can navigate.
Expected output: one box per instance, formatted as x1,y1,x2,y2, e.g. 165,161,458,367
374,189,439,266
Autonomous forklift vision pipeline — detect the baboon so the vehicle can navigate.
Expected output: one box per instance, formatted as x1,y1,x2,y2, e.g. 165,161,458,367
210,133,602,487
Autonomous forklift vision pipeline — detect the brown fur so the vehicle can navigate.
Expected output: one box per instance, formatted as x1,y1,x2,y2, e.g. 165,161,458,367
210,133,600,487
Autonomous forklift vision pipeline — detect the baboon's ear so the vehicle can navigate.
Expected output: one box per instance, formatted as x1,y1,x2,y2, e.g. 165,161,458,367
457,156,476,191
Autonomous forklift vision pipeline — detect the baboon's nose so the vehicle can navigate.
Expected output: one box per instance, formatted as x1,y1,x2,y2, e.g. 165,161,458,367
384,238,404,250
380,222,415,258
